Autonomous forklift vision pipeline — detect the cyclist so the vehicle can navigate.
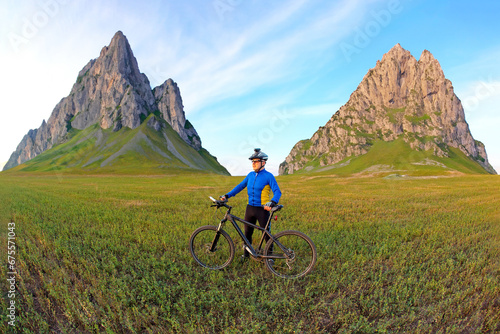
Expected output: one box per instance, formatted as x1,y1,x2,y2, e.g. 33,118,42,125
221,148,281,259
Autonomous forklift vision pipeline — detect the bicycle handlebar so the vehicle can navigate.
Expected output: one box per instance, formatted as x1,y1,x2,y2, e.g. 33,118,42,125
209,196,230,208
209,196,283,212
269,204,284,213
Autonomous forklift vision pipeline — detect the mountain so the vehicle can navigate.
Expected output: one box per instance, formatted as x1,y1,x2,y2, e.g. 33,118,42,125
4,31,228,175
279,44,496,176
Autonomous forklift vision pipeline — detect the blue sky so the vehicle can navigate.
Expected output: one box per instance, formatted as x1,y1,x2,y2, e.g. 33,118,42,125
1,0,499,175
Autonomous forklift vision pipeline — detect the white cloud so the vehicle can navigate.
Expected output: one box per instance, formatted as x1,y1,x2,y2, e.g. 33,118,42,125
460,81,500,114
460,82,500,173
140,0,378,115
445,46,500,173
196,102,341,176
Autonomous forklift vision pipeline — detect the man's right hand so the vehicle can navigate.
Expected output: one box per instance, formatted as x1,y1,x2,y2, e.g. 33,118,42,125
220,195,227,201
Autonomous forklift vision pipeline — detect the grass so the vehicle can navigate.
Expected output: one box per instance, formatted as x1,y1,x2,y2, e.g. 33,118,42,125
385,107,406,124
405,114,431,125
293,138,491,177
0,170,499,333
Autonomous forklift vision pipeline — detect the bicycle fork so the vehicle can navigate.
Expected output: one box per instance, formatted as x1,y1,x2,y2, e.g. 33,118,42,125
210,219,226,252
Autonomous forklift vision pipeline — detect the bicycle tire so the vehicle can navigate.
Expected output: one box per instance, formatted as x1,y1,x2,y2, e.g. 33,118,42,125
189,225,235,270
264,230,317,279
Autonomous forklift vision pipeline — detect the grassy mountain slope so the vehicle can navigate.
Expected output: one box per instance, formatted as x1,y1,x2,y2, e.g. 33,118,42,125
290,137,490,177
7,115,229,175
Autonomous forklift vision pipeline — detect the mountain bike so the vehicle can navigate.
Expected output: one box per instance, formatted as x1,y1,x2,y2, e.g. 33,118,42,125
189,197,317,279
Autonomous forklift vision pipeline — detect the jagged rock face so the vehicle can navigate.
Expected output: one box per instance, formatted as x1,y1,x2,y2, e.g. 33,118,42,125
4,31,204,171
70,31,155,131
153,79,201,150
3,125,50,171
279,44,496,175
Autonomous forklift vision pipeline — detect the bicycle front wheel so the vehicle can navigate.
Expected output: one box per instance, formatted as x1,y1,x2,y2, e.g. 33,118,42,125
264,230,317,279
189,225,235,270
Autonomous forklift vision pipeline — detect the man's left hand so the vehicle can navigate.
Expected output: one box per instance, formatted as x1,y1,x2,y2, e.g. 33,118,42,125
264,201,276,211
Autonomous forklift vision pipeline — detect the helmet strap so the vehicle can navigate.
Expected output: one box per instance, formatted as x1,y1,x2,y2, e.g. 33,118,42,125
257,160,265,172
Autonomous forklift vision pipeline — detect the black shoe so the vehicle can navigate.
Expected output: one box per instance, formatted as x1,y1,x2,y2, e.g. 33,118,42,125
240,254,249,262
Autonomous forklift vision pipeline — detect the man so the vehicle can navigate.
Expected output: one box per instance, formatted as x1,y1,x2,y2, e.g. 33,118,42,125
221,148,281,259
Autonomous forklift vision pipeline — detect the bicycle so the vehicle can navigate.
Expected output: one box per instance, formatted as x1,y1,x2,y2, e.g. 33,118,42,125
189,197,317,279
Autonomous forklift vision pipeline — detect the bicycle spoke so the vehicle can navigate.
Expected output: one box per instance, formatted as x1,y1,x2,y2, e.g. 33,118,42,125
189,226,235,270
264,230,316,279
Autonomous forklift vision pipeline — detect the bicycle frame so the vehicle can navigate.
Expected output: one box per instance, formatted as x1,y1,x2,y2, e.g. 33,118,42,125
214,204,286,260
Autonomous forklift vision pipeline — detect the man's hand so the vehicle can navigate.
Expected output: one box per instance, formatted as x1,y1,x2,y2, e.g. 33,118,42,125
220,195,228,201
264,201,276,211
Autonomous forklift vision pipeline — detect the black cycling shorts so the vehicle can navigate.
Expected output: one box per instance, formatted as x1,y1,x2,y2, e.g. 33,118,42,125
244,204,271,242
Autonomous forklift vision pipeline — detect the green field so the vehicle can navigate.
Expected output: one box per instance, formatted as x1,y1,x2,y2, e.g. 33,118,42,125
1,171,499,333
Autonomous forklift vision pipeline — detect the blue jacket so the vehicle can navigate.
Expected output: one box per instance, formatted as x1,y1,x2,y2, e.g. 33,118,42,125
226,169,281,207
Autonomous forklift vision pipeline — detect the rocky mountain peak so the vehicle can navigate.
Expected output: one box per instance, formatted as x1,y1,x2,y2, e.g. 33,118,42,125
97,31,143,81
419,49,436,62
382,43,410,60
3,31,207,171
64,31,155,132
279,44,496,175
153,78,201,150
418,49,445,80
107,30,126,48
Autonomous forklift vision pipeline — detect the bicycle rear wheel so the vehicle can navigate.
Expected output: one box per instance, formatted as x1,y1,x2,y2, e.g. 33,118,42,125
264,230,317,279
189,225,235,270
